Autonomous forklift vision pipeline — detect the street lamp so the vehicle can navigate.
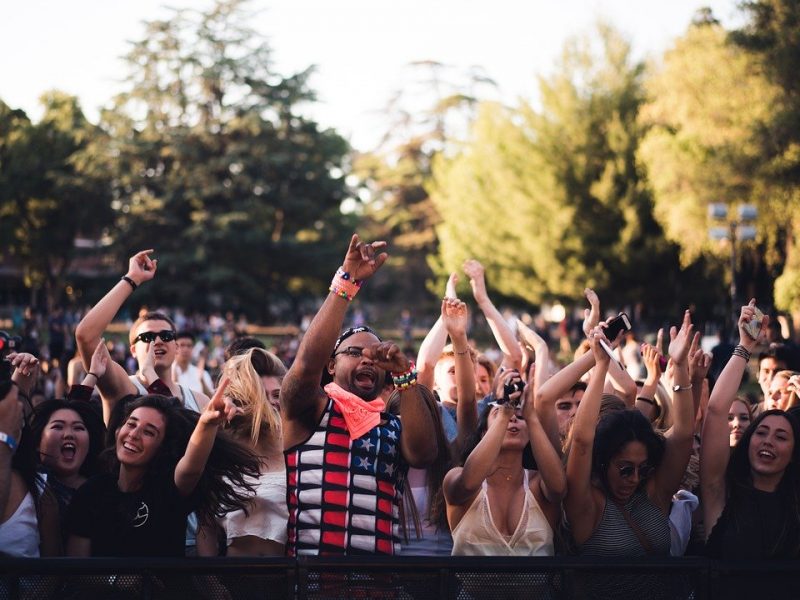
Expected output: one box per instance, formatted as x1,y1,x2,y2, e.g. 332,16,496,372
708,203,758,317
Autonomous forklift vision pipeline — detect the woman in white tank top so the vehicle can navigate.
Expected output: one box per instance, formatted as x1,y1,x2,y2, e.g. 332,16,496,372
197,348,288,557
443,369,565,556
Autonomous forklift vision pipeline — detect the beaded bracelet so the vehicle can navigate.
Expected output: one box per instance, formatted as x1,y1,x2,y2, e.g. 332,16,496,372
392,362,418,390
733,344,752,362
329,267,362,301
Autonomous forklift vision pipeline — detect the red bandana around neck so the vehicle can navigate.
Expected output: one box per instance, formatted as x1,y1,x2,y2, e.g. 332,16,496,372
323,382,386,440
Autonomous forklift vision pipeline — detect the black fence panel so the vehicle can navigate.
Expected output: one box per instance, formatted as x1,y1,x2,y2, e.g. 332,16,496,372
0,556,798,600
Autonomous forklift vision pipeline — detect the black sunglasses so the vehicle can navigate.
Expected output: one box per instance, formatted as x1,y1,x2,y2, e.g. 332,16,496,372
334,346,364,358
133,329,176,344
616,463,655,480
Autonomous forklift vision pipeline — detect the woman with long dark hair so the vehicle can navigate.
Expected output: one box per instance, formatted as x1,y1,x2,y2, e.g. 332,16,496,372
702,300,800,559
66,381,260,557
565,315,695,559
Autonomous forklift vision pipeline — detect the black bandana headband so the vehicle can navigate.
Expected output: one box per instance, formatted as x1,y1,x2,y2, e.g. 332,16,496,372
332,325,381,356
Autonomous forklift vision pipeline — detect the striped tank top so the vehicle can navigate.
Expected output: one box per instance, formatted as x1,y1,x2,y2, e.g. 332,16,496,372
285,399,407,556
577,489,670,556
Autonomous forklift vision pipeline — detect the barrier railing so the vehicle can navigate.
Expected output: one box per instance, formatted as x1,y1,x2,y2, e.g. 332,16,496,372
1,556,798,599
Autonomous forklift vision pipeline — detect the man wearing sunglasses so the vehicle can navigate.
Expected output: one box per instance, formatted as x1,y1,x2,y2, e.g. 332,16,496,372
281,234,437,556
75,250,210,428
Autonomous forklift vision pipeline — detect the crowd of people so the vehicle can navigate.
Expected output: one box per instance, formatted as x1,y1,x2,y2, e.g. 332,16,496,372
2,235,800,596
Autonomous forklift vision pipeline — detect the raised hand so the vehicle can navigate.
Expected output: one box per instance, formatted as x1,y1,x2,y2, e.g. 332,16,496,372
687,332,711,383
126,249,158,286
362,341,412,374
441,297,469,338
8,352,40,397
582,288,600,337
140,343,158,382
445,272,459,299
641,342,663,385
738,299,769,351
341,234,388,281
201,377,238,426
587,325,611,364
89,339,110,379
668,310,694,366
463,259,488,304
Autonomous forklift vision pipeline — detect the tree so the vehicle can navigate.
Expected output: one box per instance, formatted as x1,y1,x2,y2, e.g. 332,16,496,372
731,1,800,324
102,0,353,318
638,15,781,310
431,25,683,315
0,92,113,310
355,62,497,309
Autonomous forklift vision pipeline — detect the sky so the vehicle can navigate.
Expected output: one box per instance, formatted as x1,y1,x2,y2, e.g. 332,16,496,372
0,0,742,151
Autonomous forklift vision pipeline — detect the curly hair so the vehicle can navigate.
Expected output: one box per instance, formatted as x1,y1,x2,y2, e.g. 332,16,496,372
104,395,260,522
592,408,665,492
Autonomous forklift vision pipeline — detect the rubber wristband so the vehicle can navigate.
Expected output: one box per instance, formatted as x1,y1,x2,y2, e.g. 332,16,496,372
122,276,138,290
87,372,99,380
0,432,18,452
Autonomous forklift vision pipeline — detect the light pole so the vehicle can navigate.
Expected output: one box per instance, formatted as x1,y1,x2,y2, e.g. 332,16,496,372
709,203,758,326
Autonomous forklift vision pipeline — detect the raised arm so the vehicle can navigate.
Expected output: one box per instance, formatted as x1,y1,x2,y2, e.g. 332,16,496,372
441,297,478,450
564,328,610,541
463,259,522,371
517,320,561,453
607,353,638,407
701,301,766,538
280,235,388,439
444,378,523,509
174,378,236,495
416,272,458,389
652,311,696,508
522,371,566,503
687,334,712,429
75,250,157,411
0,383,23,519
636,339,663,412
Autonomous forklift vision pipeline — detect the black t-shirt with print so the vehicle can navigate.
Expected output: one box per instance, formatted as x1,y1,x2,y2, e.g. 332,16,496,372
66,472,193,557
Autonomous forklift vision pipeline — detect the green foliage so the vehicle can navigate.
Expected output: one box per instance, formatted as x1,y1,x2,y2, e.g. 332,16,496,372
638,19,781,273
101,0,353,316
431,25,682,313
0,92,113,309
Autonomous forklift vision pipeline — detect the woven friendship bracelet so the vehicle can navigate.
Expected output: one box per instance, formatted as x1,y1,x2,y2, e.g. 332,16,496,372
392,361,418,390
733,344,752,362
329,267,362,301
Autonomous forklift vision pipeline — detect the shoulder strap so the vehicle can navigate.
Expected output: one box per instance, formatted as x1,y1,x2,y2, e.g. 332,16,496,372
612,498,655,555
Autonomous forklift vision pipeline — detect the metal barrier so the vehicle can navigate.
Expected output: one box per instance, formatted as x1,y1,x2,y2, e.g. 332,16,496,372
1,556,799,599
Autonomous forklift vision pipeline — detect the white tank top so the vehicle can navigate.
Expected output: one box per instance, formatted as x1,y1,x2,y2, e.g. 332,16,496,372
0,492,40,557
218,470,288,546
451,471,554,556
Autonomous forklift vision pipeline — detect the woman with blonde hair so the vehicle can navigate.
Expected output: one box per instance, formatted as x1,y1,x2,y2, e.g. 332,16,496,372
198,347,288,557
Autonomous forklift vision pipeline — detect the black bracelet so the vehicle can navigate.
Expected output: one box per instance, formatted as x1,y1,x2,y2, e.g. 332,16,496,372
636,396,657,407
121,276,138,290
733,344,752,362
87,371,99,380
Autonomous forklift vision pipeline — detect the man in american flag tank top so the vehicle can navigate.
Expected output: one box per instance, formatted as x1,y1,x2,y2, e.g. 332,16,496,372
280,234,438,556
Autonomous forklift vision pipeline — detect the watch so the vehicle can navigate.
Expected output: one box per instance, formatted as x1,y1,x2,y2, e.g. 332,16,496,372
672,383,693,392
0,432,17,452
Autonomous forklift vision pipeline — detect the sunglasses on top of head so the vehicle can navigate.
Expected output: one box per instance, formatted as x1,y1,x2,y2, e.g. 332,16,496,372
133,330,176,344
